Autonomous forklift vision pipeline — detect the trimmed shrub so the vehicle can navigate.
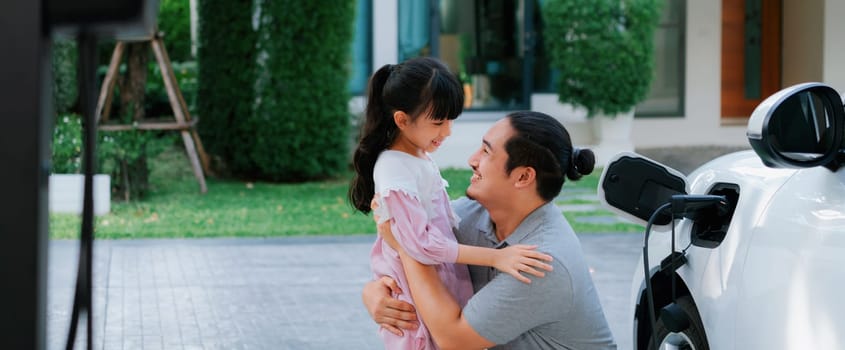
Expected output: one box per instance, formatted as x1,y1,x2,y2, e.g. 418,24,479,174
98,125,175,201
196,0,257,174
543,0,662,116
52,114,83,174
251,0,355,181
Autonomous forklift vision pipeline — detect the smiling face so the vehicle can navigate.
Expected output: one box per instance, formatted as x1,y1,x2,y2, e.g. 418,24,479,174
391,109,453,156
466,118,517,203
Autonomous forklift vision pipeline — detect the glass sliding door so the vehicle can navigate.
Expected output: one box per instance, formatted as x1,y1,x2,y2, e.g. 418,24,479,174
400,0,533,110
350,0,372,94
440,0,532,109
636,0,686,116
398,0,432,62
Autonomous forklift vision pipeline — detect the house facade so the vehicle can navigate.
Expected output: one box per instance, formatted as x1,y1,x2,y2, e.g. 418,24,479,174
351,0,845,168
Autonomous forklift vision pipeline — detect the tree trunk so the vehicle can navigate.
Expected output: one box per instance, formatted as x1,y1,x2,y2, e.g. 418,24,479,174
118,42,149,121
115,42,151,200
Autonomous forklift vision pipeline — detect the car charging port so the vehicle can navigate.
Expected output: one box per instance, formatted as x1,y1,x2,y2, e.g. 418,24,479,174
690,183,739,248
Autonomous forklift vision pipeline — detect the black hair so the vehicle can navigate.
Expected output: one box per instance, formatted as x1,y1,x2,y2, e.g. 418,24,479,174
504,111,595,201
349,57,464,213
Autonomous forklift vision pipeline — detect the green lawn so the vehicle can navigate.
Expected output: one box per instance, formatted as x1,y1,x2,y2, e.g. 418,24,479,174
49,147,642,239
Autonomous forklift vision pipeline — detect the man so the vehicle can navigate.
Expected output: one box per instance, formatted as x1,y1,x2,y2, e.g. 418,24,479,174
362,111,617,349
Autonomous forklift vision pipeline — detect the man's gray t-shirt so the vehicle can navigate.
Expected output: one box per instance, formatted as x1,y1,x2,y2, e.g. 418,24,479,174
452,197,616,350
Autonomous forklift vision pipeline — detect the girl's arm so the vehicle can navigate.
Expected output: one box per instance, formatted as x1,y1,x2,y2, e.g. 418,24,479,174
381,191,461,265
456,244,553,284
378,192,553,283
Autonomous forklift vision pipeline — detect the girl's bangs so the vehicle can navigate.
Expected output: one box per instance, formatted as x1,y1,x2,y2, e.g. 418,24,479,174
421,70,463,121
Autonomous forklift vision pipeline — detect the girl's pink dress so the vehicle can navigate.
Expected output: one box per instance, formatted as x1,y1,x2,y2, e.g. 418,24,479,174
371,150,473,350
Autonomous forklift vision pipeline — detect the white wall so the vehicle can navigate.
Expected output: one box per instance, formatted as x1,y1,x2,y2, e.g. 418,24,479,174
373,0,398,69
823,0,845,94
782,0,824,86
632,0,747,149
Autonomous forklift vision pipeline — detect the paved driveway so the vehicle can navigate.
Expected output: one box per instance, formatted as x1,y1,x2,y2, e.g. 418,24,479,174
48,233,642,350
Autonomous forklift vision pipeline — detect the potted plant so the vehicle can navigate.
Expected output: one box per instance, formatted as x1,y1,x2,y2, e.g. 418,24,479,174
50,114,111,216
542,0,662,162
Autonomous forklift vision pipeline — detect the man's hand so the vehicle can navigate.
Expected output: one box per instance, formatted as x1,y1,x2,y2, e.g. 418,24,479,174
362,276,419,336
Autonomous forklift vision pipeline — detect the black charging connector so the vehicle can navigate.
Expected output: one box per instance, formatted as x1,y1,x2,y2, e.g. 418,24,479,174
671,194,729,219
659,251,688,277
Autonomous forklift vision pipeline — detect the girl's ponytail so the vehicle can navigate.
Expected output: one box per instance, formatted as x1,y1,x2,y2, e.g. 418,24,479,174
349,64,396,213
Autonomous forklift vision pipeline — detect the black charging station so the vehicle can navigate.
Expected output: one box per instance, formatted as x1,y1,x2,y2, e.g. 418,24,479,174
0,1,156,348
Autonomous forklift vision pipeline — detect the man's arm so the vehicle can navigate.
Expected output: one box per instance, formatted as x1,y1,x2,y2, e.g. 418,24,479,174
397,249,495,350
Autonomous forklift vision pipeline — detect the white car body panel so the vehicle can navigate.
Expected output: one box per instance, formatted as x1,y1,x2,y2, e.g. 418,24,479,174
623,150,845,349
607,83,845,349
735,166,845,349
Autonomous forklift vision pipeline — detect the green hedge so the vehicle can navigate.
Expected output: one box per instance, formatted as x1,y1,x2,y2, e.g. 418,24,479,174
158,0,193,62
199,0,355,181
52,39,78,115
196,0,257,174
249,0,355,181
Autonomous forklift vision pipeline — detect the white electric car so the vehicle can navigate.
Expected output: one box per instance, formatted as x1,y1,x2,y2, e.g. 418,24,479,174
599,82,845,350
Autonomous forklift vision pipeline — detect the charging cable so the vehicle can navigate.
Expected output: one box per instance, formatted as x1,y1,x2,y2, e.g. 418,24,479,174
65,31,99,350
642,194,727,347
642,202,671,348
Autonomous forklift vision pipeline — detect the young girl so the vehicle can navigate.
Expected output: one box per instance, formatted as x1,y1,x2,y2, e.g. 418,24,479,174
349,57,551,349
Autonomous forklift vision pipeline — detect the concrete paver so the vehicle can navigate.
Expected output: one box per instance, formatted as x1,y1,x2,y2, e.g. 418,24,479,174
48,233,642,350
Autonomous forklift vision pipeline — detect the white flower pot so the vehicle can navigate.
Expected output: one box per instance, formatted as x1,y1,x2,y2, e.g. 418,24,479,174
49,174,111,216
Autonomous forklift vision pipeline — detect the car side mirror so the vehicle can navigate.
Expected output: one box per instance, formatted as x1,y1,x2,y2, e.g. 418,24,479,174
747,82,845,171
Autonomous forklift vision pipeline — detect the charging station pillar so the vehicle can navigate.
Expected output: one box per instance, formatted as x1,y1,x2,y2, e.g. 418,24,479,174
0,2,51,349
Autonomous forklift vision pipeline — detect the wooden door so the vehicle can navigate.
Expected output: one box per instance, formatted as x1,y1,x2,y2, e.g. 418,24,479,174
721,0,781,119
